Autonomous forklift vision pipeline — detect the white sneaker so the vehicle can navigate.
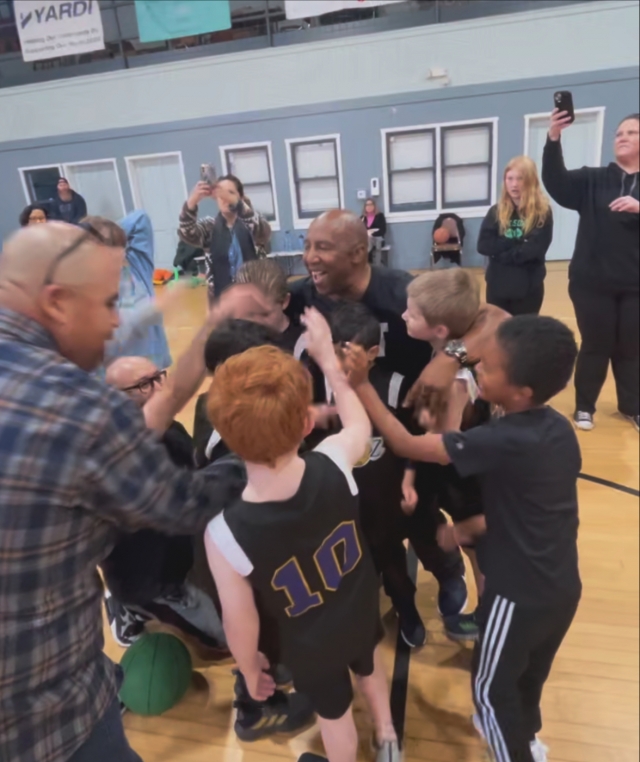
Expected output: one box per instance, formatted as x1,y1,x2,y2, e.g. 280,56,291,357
530,737,549,762
573,411,595,431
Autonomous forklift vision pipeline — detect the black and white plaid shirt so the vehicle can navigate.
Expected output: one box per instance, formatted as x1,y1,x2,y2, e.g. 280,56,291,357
0,308,244,762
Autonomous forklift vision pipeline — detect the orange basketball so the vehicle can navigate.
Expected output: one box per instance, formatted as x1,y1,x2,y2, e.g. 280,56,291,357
433,227,450,244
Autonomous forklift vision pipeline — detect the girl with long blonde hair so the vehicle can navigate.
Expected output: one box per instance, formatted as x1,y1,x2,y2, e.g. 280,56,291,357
478,155,553,315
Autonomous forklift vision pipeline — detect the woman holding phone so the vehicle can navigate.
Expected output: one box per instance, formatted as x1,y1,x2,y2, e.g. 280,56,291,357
179,174,271,304
542,110,639,432
477,155,553,315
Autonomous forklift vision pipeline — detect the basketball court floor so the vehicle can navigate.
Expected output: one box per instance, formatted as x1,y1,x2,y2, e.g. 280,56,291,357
103,262,639,762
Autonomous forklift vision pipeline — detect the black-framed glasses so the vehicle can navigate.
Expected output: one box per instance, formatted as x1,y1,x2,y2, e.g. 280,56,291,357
43,221,108,286
121,370,168,395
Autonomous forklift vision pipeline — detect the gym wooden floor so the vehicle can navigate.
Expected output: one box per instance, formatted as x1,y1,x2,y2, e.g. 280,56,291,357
104,262,640,762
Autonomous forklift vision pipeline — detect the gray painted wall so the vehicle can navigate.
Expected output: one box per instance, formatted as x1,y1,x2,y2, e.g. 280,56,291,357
1,66,638,271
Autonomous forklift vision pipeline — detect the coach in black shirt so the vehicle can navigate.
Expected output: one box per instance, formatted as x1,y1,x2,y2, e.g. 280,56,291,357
287,210,508,624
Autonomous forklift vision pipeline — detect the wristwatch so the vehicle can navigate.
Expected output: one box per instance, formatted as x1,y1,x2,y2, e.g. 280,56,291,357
444,339,470,367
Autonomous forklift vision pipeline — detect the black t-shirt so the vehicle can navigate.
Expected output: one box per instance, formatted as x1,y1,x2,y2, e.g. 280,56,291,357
207,445,380,675
443,407,582,606
288,266,432,384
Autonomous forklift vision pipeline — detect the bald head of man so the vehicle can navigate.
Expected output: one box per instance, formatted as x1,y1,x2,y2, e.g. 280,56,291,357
106,356,166,408
304,209,370,299
0,222,124,371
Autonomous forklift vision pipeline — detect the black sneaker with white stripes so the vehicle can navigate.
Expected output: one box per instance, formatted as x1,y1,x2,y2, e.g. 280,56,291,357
104,590,150,648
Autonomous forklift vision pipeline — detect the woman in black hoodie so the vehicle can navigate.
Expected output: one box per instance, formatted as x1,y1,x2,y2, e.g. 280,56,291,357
478,155,553,316
543,112,639,432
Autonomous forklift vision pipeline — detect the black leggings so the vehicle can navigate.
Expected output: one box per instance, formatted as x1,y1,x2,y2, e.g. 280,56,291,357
569,282,639,416
486,284,545,316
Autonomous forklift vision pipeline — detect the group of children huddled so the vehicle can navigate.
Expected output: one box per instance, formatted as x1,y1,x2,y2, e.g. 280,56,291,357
184,258,582,762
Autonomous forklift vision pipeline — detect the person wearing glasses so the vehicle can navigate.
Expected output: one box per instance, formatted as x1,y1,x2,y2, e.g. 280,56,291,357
0,220,272,762
19,203,50,227
101,356,225,652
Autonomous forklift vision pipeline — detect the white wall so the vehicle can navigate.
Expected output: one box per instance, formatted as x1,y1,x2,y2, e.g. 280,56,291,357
0,1,637,144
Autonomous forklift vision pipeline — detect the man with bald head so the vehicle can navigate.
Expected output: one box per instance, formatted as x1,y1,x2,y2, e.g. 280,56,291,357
0,223,259,762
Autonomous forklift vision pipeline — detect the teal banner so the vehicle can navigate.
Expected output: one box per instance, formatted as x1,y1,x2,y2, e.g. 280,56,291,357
134,0,231,43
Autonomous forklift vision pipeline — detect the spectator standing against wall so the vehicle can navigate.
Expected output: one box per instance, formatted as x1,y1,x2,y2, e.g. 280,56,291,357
477,156,553,316
542,111,639,432
179,175,271,305
48,177,88,225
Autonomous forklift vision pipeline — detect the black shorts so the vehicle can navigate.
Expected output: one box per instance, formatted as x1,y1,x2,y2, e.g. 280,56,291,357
416,463,484,525
290,620,384,720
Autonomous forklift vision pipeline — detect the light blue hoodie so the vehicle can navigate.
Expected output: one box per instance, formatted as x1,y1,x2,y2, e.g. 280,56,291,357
104,210,172,369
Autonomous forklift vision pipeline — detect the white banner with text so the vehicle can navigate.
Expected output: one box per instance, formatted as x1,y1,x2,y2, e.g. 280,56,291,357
285,0,402,21
15,0,105,62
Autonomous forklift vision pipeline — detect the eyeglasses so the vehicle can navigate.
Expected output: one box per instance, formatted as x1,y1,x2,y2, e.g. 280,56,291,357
43,221,108,286
121,369,167,395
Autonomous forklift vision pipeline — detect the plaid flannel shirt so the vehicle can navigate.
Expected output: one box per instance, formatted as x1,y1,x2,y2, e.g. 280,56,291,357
0,308,245,762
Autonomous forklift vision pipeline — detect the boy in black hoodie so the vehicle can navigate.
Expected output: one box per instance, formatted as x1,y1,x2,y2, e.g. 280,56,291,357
48,177,88,224
542,110,639,432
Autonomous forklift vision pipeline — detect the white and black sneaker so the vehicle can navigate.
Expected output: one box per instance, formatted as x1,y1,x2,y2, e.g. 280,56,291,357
621,413,640,433
104,590,150,648
573,411,595,431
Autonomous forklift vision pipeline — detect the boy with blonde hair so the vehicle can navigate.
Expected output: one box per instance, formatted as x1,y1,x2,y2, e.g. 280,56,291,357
205,309,401,762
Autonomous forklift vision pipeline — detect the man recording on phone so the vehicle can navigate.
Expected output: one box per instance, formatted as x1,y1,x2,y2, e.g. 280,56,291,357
179,171,271,304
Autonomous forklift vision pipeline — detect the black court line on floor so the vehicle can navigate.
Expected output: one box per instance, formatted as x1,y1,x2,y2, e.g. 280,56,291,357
579,473,640,497
389,549,418,745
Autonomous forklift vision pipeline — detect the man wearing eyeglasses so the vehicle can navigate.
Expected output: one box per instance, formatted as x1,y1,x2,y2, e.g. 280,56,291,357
0,222,269,762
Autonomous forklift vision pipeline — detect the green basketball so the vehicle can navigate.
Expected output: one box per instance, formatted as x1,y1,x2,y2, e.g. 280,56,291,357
119,633,192,716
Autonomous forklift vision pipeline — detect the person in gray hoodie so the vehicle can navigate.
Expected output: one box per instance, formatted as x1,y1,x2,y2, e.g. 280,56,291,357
542,111,639,433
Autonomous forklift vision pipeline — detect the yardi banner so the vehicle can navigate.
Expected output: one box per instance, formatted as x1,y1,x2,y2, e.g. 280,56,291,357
15,0,105,63
285,0,403,21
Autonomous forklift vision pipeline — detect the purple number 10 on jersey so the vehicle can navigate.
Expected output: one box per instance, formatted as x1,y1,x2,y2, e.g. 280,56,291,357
272,521,363,618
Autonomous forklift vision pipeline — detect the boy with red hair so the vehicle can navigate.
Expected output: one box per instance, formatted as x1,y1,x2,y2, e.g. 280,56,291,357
205,309,401,762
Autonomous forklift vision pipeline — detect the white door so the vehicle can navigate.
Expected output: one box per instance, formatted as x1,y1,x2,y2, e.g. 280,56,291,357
63,160,125,221
125,153,188,269
526,109,604,261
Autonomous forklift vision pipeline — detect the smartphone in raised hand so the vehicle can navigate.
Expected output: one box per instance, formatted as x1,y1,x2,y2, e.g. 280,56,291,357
554,91,575,123
200,163,217,187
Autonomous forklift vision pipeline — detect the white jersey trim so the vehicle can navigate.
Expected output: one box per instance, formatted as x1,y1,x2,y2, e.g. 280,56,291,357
205,429,223,460
314,440,359,497
388,372,404,409
207,513,254,577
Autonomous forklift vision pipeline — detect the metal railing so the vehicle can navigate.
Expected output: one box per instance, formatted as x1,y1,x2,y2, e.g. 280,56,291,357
0,0,586,89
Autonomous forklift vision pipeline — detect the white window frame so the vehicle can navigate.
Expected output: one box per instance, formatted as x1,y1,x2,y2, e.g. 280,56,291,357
219,141,280,231
285,133,345,230
381,117,499,224
62,158,127,219
124,151,189,209
19,163,63,204
523,107,605,163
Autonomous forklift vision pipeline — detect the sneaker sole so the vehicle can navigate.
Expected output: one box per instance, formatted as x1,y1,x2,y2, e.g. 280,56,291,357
573,420,594,431
444,628,479,644
234,715,316,743
400,629,427,649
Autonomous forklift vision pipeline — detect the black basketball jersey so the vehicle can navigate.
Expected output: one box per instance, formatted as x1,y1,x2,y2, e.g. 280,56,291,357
207,444,380,673
288,266,433,384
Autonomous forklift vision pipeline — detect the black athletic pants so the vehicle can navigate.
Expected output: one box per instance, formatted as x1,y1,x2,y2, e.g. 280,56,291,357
486,284,545,316
569,282,639,417
472,590,580,762
368,498,465,611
